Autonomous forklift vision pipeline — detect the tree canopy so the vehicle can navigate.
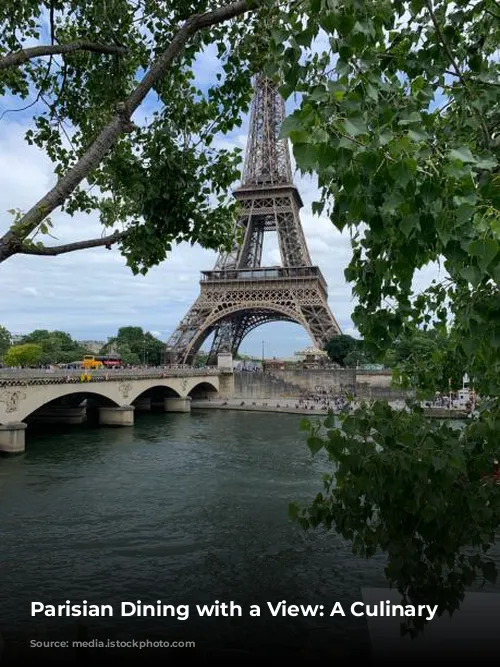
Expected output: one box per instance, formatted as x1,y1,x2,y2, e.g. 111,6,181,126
0,0,273,270
264,0,500,638
0,325,11,360
21,329,88,363
324,334,360,367
4,343,44,366
101,326,165,365
271,0,499,398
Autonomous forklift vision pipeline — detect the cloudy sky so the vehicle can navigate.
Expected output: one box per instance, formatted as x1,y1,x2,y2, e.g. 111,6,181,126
0,35,438,359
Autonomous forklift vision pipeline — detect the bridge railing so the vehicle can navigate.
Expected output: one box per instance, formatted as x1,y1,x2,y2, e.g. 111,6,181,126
0,366,221,386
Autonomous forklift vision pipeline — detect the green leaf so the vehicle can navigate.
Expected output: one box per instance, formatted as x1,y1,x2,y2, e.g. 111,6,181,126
293,143,318,170
449,147,476,164
279,114,303,139
289,130,311,144
456,204,475,225
400,214,419,238
295,29,314,47
343,117,368,137
312,200,325,216
307,435,324,455
432,456,445,471
459,265,482,286
398,112,422,126
299,418,311,431
407,129,427,142
366,83,378,101
379,132,393,145
468,238,499,271
474,156,497,170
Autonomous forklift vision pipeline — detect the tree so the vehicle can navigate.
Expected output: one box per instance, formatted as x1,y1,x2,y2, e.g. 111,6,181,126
194,350,210,367
4,343,44,366
0,325,11,360
391,328,466,392
343,348,367,368
111,343,140,367
21,329,87,363
291,406,500,638
272,0,499,397
102,326,164,365
324,334,359,366
268,0,499,637
0,0,280,271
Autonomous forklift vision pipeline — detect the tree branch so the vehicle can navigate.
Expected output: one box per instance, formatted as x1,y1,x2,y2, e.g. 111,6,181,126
18,230,129,256
0,0,259,263
0,40,127,71
425,0,491,148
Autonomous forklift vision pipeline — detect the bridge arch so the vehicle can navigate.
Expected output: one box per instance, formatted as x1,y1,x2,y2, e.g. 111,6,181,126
8,386,122,424
188,380,219,399
130,384,182,404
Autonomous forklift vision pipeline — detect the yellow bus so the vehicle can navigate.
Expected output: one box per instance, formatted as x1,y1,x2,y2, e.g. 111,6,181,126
82,355,104,370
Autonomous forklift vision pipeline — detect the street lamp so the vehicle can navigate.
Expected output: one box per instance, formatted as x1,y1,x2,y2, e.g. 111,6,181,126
262,340,265,363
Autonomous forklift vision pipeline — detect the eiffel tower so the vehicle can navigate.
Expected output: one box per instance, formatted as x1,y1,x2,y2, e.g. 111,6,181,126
166,75,341,365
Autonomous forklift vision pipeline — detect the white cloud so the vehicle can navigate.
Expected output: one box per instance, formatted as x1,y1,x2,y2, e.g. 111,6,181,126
21,286,39,296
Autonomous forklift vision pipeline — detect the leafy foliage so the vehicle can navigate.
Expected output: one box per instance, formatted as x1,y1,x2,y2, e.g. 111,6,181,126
4,343,44,366
324,334,360,367
269,0,499,396
391,328,466,393
101,326,165,365
0,0,277,268
291,404,500,637
21,329,87,364
264,0,500,635
0,325,11,360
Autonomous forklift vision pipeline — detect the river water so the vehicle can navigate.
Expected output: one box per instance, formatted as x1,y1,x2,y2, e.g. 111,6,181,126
0,409,497,660
0,410,391,657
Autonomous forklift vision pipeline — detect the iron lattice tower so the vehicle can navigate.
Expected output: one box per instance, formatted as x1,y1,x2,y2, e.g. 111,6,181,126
166,75,341,365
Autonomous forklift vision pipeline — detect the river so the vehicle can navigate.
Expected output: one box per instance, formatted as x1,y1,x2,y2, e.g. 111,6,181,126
0,409,497,660
0,410,389,656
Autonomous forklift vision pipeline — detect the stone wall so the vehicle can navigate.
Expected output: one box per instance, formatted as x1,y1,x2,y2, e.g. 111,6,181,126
234,369,411,400
355,371,413,400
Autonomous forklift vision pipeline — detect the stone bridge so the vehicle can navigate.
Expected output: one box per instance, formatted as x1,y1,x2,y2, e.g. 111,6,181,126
0,367,234,454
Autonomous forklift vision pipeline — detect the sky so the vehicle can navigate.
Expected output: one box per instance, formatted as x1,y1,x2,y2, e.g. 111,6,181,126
0,27,439,360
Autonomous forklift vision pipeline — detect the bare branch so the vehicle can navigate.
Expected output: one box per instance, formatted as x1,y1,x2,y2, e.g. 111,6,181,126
0,0,259,263
0,40,127,71
18,230,129,256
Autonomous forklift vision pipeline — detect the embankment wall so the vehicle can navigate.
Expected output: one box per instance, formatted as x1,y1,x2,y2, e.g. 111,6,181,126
234,370,411,400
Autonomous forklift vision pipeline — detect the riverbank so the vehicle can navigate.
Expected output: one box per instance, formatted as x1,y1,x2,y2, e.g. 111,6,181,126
191,399,469,419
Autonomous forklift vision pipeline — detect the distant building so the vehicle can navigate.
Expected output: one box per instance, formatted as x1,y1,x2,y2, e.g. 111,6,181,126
294,346,329,368
263,358,286,371
78,340,105,354
10,334,25,345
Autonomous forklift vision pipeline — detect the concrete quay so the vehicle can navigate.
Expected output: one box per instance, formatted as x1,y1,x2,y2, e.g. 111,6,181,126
191,398,469,420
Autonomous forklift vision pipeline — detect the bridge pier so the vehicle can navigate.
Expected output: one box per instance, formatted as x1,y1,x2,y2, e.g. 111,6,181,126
164,397,191,413
98,406,135,426
0,422,27,454
219,372,235,399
